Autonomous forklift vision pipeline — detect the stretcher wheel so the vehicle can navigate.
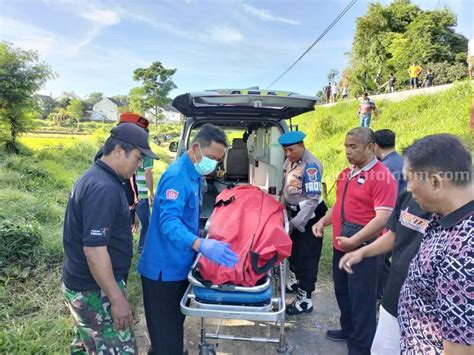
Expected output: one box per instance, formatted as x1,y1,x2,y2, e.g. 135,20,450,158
277,344,293,354
199,343,216,355
199,350,216,355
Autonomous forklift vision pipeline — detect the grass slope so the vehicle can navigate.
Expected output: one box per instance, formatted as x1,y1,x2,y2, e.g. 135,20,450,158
0,134,171,353
295,81,472,204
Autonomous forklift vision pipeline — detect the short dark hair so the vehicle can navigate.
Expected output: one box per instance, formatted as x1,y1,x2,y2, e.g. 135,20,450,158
403,134,471,187
374,129,396,149
192,123,228,148
347,127,375,145
102,137,136,156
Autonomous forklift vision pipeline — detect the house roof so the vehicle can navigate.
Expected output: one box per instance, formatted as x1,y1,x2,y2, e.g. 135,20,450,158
35,94,53,101
107,97,125,106
161,105,179,113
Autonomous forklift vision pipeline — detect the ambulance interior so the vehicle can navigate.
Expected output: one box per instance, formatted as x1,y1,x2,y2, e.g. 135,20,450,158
187,122,286,226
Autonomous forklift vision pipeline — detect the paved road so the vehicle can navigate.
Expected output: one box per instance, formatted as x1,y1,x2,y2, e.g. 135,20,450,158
321,81,471,107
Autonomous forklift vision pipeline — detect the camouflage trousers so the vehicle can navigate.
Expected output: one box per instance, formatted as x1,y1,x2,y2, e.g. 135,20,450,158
62,281,137,354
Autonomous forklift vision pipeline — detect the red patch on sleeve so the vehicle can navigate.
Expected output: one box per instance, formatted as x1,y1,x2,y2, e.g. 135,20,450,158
166,189,179,200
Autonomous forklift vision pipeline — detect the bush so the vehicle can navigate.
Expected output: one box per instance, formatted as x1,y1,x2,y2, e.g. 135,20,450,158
424,61,468,85
0,220,42,272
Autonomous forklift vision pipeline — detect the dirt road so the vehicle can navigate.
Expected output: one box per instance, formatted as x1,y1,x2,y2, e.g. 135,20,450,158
134,279,347,355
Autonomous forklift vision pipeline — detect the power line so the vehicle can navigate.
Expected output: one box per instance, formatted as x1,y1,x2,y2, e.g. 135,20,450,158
267,0,357,89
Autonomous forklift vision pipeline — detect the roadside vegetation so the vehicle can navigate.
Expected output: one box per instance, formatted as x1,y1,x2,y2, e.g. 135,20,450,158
0,133,170,353
1,81,470,352
297,80,472,206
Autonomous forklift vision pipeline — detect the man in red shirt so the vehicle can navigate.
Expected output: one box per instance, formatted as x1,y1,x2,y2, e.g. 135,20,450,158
313,127,397,355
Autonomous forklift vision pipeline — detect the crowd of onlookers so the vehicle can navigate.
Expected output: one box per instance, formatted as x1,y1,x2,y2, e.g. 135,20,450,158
320,61,460,128
322,62,441,105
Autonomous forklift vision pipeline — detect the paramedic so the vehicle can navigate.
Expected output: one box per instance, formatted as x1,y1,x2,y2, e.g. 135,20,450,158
279,131,328,316
312,127,397,355
137,123,239,355
62,123,159,354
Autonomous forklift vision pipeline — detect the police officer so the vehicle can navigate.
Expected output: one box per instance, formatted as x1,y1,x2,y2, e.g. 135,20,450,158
279,131,328,315
138,123,238,355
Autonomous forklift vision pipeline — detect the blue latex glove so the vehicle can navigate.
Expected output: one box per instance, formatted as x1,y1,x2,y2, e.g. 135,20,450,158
198,239,238,268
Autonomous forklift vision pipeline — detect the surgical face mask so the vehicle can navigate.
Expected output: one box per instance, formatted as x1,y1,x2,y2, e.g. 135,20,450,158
193,144,218,175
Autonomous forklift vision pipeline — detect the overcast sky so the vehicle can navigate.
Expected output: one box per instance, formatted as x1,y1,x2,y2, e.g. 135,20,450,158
1,0,472,98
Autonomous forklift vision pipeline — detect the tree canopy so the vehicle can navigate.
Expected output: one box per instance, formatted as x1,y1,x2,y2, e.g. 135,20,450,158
344,0,468,95
131,61,177,122
0,42,54,151
66,98,83,121
83,92,103,108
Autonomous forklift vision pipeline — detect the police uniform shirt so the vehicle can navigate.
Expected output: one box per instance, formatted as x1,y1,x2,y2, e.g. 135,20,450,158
137,153,201,281
282,149,323,232
62,160,133,292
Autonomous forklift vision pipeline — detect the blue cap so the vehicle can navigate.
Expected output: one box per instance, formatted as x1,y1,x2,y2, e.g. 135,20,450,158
278,131,306,147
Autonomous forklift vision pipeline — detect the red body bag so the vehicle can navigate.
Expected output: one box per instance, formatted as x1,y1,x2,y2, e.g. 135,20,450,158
195,185,292,287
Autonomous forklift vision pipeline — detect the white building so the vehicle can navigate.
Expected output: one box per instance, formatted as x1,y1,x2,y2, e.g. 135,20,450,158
145,105,182,124
91,97,124,122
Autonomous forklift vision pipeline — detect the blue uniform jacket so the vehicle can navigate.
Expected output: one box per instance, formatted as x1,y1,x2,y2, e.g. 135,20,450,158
137,153,201,281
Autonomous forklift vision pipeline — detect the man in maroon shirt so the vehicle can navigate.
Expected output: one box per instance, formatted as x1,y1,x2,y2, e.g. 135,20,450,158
313,127,397,355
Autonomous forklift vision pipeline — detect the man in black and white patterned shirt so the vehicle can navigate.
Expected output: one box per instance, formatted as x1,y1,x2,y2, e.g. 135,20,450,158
398,134,473,354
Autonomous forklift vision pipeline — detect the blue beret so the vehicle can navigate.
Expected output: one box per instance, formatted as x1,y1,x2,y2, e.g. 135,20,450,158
278,131,306,146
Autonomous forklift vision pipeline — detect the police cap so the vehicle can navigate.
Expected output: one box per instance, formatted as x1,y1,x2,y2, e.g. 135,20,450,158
278,131,306,147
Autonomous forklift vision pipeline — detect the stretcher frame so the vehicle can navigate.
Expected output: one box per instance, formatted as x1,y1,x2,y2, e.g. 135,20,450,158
180,210,292,354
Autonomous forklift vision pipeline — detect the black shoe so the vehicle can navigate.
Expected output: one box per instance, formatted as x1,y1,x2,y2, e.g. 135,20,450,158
325,329,347,342
286,289,313,315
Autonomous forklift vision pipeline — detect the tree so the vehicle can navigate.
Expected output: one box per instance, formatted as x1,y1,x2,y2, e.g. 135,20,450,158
66,98,83,121
327,69,339,82
346,0,468,95
129,86,147,115
423,61,467,85
111,95,129,106
49,108,71,126
315,90,324,104
83,92,103,108
132,61,177,124
58,91,78,109
0,42,54,151
36,94,59,119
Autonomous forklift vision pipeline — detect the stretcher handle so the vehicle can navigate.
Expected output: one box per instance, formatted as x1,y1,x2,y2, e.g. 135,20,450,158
250,251,278,275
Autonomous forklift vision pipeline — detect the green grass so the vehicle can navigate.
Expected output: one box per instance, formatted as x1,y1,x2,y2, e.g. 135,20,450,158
0,81,471,352
0,134,171,353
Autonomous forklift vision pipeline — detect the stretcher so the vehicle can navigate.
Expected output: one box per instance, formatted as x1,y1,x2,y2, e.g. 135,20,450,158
180,210,293,354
